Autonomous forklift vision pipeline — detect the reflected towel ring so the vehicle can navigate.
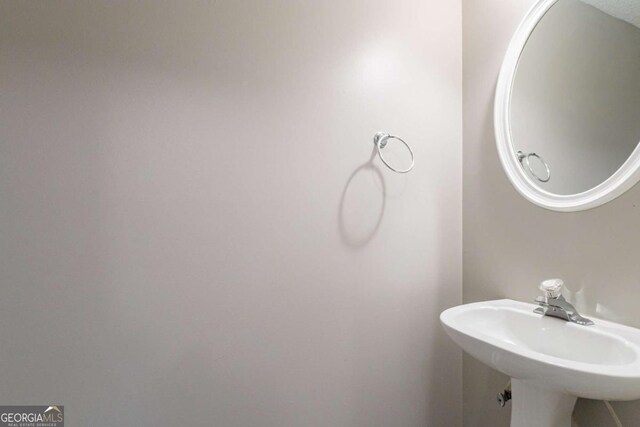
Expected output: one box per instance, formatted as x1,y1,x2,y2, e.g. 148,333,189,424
517,150,550,183
373,132,415,174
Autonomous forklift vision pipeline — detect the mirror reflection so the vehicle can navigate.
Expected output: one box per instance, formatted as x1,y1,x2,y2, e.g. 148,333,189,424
511,0,640,195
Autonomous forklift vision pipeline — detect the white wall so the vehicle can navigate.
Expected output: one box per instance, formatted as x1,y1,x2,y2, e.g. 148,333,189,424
0,1,462,426
463,0,640,425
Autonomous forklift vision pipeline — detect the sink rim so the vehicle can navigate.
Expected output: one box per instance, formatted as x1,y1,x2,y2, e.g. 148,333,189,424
441,299,640,379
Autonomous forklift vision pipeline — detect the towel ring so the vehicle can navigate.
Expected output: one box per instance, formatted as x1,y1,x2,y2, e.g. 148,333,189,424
517,150,550,183
373,132,415,174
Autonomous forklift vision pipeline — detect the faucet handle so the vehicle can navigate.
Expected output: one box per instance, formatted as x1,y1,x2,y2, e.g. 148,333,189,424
539,278,564,299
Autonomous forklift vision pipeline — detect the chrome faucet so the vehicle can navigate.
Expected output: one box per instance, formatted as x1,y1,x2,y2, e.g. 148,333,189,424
533,279,594,326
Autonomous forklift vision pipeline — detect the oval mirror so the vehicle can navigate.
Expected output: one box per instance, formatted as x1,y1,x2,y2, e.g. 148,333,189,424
495,0,640,211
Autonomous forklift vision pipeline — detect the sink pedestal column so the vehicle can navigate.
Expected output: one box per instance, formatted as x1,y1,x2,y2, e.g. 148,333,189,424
510,379,577,427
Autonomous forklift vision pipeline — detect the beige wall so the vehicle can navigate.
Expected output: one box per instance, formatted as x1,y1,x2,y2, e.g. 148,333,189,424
0,1,462,426
463,0,640,426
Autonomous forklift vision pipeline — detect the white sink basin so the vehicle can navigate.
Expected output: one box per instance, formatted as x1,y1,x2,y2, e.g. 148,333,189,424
441,299,640,427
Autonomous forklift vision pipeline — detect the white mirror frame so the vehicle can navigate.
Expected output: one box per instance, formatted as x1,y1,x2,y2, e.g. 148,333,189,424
494,0,640,212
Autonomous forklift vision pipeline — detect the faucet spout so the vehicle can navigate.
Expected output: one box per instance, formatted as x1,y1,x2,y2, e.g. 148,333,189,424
533,280,594,326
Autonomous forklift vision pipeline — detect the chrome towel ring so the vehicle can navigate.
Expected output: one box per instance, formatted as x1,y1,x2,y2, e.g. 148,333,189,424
373,132,415,174
517,150,550,183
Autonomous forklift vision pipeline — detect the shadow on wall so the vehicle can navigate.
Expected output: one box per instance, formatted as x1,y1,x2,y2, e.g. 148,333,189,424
338,147,386,249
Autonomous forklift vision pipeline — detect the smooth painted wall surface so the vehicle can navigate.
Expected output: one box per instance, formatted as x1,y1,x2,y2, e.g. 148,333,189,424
463,0,640,426
0,1,462,426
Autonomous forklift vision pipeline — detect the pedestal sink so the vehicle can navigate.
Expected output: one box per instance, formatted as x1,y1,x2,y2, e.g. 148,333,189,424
440,299,640,427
